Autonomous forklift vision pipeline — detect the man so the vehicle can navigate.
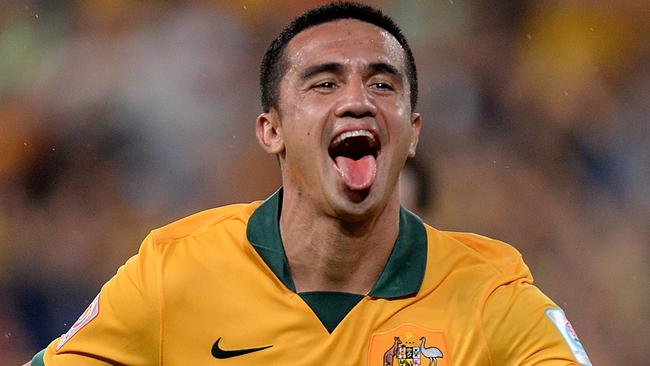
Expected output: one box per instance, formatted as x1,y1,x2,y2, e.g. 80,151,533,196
25,2,592,365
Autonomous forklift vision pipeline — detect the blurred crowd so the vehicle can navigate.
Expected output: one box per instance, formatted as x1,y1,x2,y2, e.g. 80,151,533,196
1,0,648,364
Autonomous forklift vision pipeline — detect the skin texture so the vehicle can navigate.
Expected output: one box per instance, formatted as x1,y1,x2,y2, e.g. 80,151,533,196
256,19,421,293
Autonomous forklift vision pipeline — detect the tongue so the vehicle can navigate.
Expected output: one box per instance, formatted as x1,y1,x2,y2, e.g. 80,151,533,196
334,155,377,190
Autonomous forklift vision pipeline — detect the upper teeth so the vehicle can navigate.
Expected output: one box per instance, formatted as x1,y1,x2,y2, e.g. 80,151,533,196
331,130,375,147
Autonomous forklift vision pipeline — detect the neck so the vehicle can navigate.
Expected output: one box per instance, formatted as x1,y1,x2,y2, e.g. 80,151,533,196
280,189,400,294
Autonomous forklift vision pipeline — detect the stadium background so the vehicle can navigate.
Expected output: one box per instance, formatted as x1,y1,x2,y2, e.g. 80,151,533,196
1,1,648,364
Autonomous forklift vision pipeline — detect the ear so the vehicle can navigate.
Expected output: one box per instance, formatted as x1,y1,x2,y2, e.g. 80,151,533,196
408,112,422,157
256,110,285,155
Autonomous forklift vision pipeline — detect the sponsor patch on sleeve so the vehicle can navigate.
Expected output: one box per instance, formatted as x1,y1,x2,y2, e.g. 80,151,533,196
545,308,592,366
56,294,100,351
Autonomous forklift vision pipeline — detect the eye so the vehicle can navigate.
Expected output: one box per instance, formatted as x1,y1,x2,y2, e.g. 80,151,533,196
313,81,338,90
370,82,394,91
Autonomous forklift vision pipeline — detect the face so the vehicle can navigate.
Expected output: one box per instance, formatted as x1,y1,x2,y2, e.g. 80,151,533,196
257,19,421,220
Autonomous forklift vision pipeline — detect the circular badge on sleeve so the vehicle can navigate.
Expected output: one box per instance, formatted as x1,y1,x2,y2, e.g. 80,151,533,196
56,294,100,351
545,308,592,366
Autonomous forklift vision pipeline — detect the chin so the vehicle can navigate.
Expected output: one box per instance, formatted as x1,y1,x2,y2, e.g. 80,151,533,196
327,184,387,222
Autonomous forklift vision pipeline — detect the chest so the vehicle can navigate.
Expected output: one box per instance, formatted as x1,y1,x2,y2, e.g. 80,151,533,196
159,280,489,365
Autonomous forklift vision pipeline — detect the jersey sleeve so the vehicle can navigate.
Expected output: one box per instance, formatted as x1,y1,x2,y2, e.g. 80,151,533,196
481,279,592,365
34,233,162,366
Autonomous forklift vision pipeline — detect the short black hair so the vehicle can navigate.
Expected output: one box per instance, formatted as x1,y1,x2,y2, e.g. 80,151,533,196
260,1,418,113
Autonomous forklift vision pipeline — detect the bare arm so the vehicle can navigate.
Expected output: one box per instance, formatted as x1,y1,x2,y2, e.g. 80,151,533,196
22,362,32,366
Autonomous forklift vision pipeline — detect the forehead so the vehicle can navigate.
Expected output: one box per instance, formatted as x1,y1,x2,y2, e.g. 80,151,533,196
284,19,406,73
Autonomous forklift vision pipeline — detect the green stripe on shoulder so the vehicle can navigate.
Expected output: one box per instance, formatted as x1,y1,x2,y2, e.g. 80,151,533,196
31,349,46,366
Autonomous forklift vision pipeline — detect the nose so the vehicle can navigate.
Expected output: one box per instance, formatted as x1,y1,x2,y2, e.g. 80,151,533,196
334,79,377,119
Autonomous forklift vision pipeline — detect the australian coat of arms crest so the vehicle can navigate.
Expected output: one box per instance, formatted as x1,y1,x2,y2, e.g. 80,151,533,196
383,336,443,366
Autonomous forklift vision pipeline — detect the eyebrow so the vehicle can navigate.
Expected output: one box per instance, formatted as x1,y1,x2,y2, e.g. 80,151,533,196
299,62,343,81
298,62,404,82
368,62,403,80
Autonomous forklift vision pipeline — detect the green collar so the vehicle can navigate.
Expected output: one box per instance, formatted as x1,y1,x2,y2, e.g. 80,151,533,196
246,188,427,299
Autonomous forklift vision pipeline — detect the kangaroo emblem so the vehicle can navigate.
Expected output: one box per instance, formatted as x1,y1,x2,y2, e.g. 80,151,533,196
383,336,401,366
419,337,444,366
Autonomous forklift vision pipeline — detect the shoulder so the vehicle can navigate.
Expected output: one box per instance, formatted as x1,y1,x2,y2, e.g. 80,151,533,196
126,200,266,287
149,200,263,244
446,231,524,271
428,227,531,280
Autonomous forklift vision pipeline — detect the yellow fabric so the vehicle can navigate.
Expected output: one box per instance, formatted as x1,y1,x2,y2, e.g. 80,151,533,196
41,200,588,365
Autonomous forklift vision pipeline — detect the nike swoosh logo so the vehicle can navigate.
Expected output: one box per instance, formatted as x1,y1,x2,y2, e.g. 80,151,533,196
211,337,272,359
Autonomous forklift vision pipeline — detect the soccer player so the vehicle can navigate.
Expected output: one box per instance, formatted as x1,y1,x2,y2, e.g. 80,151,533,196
25,2,592,365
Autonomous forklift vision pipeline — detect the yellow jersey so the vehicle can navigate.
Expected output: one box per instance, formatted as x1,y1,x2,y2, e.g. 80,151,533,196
32,189,591,365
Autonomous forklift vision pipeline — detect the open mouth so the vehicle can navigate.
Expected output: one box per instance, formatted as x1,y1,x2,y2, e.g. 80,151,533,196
328,130,380,191
328,130,380,161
